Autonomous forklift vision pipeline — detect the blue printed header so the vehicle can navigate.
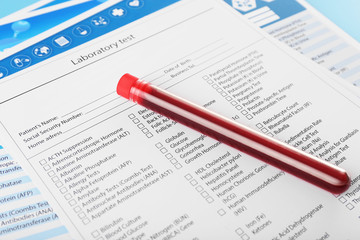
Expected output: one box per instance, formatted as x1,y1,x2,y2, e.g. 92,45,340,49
0,0,180,80
223,0,305,28
0,0,109,52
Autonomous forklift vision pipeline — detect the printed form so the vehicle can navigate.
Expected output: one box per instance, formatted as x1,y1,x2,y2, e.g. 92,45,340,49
225,0,360,93
0,140,71,239
1,0,360,239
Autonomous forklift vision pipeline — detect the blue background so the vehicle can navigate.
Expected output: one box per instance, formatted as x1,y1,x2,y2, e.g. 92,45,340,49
1,0,359,50
0,0,180,79
306,0,360,42
0,0,40,18
0,0,107,52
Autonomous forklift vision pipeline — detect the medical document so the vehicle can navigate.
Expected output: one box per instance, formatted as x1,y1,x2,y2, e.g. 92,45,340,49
1,0,360,239
0,139,71,239
225,0,360,92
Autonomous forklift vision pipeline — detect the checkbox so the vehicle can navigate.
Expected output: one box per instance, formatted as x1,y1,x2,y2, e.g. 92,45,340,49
217,209,226,216
206,197,214,203
202,75,209,80
165,153,173,159
195,186,203,192
212,84,219,89
221,92,227,97
74,206,81,213
137,123,145,129
69,199,77,206
241,234,250,240
146,133,153,138
346,203,354,210
64,193,72,200
246,114,253,120
201,191,209,198
43,165,51,171
184,174,193,180
47,171,55,177
216,88,223,93
267,132,274,137
59,187,67,194
170,158,178,164
155,143,163,148
52,176,60,183
128,114,136,119
190,179,198,186
56,182,63,188
132,118,140,124
78,212,86,219
207,80,214,84
226,96,232,101
174,163,183,169
82,218,90,225
142,128,149,133
231,101,237,106
338,197,347,203
241,110,248,115
235,227,244,235
160,148,168,154
236,105,243,110
91,230,100,238
39,159,47,165
256,123,263,128
261,128,268,133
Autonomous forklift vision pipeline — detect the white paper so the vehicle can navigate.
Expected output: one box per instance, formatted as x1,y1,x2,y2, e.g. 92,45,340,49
0,141,71,239
1,0,360,239
227,0,360,95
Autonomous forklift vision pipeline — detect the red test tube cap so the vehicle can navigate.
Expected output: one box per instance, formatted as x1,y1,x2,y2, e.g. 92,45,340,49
117,73,139,99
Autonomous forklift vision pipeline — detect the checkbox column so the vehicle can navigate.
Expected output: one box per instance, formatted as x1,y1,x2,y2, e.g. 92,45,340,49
255,122,272,135
41,159,71,200
184,174,213,204
128,113,153,138
156,142,183,169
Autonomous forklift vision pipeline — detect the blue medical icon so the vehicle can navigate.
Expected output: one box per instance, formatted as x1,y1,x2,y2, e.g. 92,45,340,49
232,0,257,12
11,55,31,68
110,8,127,17
91,16,109,26
33,45,52,57
127,0,144,8
0,67,8,79
73,25,91,37
53,36,71,47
